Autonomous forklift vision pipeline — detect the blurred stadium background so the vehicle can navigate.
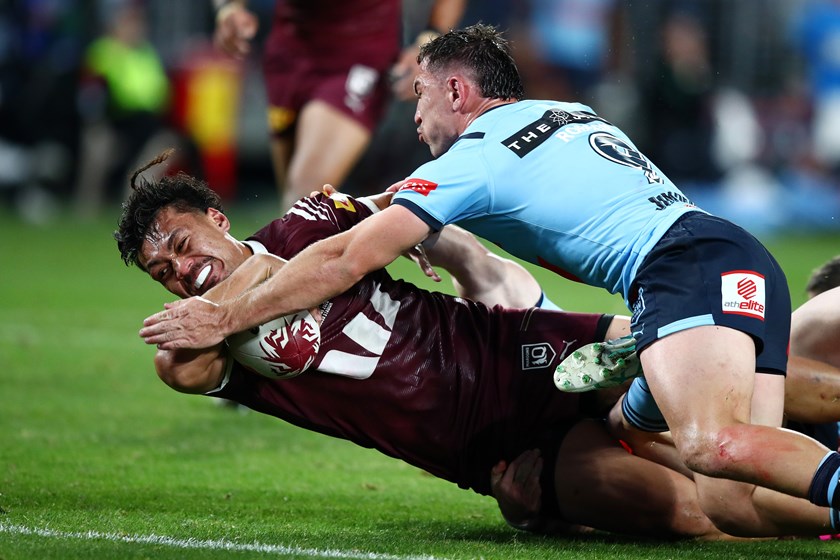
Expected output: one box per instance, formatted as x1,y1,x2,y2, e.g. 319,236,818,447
4,2,840,557
2,0,840,238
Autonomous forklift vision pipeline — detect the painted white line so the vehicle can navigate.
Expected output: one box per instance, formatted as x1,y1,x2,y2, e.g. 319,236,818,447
0,523,446,560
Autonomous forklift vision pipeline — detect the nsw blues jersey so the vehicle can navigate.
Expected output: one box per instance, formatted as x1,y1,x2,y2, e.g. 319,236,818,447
392,100,702,301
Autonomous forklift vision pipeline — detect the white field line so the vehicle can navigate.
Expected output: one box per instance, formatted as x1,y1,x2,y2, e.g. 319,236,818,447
0,522,447,560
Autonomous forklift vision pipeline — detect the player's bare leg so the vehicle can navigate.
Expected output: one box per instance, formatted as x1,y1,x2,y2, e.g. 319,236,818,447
638,326,833,536
276,100,371,212
555,418,728,539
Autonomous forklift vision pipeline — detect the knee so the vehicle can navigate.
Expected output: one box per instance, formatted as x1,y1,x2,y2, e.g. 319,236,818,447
675,424,744,478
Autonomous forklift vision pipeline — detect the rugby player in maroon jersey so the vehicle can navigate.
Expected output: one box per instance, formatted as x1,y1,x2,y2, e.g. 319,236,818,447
212,0,465,211
117,154,732,539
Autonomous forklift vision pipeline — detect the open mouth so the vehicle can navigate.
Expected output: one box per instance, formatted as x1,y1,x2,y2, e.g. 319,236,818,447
194,263,212,292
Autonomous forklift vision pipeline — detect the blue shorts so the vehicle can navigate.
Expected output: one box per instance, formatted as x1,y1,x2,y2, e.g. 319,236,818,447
629,211,791,376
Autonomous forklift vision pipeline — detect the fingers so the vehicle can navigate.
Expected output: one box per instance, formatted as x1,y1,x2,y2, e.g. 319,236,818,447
412,244,441,282
490,460,508,483
310,184,338,198
139,298,224,349
214,7,258,58
386,179,410,193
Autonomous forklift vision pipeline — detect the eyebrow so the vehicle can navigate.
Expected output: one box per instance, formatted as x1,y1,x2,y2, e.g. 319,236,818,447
143,227,181,272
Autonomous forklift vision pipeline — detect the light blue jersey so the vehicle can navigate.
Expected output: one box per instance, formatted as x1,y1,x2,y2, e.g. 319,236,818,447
392,100,702,302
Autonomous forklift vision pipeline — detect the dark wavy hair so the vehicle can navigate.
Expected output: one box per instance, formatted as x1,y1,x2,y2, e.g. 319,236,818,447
115,149,222,268
418,23,524,101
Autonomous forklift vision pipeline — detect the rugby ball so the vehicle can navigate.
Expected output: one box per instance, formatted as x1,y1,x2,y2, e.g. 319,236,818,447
225,310,320,379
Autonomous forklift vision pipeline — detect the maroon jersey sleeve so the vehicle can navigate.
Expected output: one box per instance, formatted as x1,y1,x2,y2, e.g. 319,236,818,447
247,194,375,260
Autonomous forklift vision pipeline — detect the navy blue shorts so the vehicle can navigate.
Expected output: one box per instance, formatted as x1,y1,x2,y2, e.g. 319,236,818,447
628,212,791,376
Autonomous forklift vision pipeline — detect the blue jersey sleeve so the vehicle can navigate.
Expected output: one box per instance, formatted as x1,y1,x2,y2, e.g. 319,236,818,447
392,138,492,231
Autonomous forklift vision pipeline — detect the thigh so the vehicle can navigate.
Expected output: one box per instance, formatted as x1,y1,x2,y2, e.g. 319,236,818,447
553,419,722,539
640,326,757,439
287,100,371,190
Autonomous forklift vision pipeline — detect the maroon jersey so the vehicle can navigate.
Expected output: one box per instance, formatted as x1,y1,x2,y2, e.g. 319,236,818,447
213,195,610,496
262,0,399,133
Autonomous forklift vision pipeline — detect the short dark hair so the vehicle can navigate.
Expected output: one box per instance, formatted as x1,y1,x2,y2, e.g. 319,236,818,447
806,255,840,297
115,149,222,268
418,23,525,101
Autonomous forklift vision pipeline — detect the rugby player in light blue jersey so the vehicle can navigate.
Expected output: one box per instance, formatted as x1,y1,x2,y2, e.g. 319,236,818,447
141,24,840,537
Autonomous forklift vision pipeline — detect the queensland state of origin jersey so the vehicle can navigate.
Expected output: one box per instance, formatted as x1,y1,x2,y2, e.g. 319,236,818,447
392,100,701,302
210,194,608,496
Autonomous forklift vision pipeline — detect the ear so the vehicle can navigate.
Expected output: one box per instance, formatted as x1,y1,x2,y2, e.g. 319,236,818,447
447,76,463,110
207,207,231,233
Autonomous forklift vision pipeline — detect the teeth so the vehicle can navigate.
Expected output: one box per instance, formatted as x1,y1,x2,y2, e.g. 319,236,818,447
195,265,211,290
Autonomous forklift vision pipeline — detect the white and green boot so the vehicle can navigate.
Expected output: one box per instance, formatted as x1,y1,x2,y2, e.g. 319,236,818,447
553,335,641,393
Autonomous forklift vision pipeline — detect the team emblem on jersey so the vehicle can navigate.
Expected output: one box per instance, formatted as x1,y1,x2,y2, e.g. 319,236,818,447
720,270,766,320
521,342,557,370
589,132,664,185
397,178,438,196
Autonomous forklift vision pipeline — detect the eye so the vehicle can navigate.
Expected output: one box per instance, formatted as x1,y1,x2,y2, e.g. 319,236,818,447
153,267,169,282
177,237,187,252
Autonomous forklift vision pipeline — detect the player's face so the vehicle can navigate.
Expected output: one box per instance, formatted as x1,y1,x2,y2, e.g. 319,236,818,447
413,61,461,158
138,206,248,299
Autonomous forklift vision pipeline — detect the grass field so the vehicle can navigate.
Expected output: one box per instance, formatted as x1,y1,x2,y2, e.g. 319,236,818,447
2,204,840,559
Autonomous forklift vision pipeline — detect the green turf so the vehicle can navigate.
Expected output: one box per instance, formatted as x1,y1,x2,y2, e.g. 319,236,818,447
1,206,839,559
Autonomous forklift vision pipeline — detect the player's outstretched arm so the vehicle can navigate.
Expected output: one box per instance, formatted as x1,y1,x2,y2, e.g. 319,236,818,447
422,225,543,308
142,205,429,350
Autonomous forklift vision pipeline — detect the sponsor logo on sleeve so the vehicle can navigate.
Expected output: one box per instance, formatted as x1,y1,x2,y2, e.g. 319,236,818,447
721,271,765,320
397,178,438,196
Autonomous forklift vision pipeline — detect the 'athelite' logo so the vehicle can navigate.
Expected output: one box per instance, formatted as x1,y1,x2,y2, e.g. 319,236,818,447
397,178,438,196
721,271,765,320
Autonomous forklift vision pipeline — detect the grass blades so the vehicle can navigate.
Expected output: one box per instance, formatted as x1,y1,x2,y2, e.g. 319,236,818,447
1,207,839,559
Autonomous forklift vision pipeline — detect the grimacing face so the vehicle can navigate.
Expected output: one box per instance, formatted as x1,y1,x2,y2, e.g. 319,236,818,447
413,60,462,158
138,206,248,299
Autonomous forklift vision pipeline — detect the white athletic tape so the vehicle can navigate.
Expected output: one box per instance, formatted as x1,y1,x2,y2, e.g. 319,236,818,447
0,522,446,560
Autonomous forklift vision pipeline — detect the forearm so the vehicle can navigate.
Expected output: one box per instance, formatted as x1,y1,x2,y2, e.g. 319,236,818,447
785,355,840,423
219,208,425,337
425,226,542,308
221,234,397,336
203,253,286,305
155,345,226,394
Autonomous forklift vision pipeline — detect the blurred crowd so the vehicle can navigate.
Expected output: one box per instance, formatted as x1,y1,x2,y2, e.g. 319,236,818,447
2,0,840,232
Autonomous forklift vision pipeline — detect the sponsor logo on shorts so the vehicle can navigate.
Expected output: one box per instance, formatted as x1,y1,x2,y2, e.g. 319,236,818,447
721,270,765,320
397,178,438,196
344,64,378,114
521,342,557,370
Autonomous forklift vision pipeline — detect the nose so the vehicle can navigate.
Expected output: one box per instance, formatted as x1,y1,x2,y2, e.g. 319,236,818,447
173,257,191,280
414,107,421,126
